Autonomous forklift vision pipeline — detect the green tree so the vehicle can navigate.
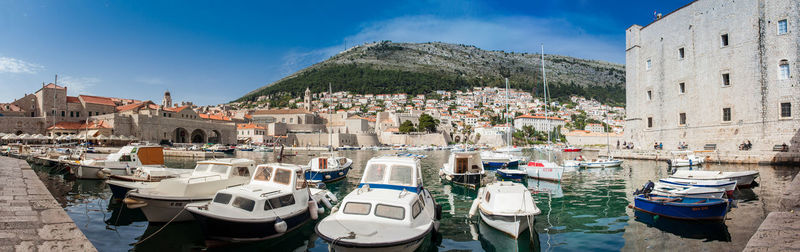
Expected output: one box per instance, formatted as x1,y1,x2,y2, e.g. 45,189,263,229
417,113,439,133
399,120,416,133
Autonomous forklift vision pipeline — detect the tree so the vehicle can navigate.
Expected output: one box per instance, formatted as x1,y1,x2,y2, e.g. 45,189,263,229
399,120,416,133
417,113,439,133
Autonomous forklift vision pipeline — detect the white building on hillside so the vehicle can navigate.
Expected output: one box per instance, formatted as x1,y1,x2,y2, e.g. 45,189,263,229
513,115,565,132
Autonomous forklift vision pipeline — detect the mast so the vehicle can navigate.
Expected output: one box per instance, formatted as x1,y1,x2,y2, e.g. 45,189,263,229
541,45,550,146
504,78,510,148
328,82,333,152
605,111,611,159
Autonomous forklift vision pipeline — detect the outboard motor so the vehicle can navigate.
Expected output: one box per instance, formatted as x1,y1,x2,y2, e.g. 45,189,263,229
633,180,655,196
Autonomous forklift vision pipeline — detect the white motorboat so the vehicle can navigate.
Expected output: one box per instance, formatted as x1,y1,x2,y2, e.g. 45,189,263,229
440,152,485,188
579,158,623,168
495,146,522,153
123,158,256,222
658,177,737,195
316,155,441,252
469,181,541,239
106,166,193,198
653,182,726,198
304,155,353,183
670,170,759,187
522,160,564,181
562,160,580,168
666,152,705,167
186,163,336,242
76,145,166,179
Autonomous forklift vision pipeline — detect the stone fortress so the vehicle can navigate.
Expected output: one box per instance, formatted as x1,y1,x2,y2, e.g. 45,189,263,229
0,83,236,144
625,0,799,153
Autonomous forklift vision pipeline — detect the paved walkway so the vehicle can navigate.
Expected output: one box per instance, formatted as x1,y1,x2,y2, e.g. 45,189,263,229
0,156,95,251
744,172,800,251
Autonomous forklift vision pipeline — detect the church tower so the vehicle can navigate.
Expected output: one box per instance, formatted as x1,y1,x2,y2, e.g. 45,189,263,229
304,87,312,111
162,90,172,108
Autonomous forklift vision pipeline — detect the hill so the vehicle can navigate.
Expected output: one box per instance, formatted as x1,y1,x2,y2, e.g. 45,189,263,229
237,41,625,106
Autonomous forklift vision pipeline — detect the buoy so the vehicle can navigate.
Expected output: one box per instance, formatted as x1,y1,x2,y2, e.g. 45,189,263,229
338,172,344,176
468,199,480,218
324,175,331,180
317,206,325,215
274,217,288,233
320,196,333,209
123,198,148,209
309,200,319,220
326,191,338,203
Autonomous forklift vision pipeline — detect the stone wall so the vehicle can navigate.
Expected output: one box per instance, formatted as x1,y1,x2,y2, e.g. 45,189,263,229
378,132,449,146
0,117,46,135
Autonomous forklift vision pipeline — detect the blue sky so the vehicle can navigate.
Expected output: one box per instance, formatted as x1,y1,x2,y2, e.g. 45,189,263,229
0,0,690,105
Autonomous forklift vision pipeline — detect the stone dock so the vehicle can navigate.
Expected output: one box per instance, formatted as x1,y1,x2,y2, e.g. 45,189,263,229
597,149,800,165
0,156,95,251
744,172,800,251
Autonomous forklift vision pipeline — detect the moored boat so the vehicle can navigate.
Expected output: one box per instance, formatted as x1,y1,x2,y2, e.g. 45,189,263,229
304,155,352,183
670,170,759,187
479,151,520,170
666,152,704,167
469,181,541,238
522,160,564,181
631,194,730,221
315,155,441,252
659,177,737,196
77,145,167,180
440,152,485,188
578,158,623,168
653,182,727,198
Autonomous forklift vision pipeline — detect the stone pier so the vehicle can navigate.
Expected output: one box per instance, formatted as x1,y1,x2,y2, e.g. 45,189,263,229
744,172,800,251
0,156,95,251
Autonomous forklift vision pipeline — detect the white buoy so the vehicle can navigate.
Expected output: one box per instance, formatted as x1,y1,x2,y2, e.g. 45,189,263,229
274,217,287,233
324,175,331,180
318,206,325,215
308,200,319,220
338,172,343,176
468,199,480,218
320,196,333,209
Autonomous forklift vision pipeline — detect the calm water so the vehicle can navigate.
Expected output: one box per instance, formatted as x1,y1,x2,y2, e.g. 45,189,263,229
30,150,798,251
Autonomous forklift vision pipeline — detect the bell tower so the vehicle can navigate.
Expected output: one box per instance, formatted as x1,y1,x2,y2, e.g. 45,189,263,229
162,90,172,108
304,87,312,111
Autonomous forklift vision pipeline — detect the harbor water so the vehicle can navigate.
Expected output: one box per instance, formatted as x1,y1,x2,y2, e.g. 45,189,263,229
30,150,797,251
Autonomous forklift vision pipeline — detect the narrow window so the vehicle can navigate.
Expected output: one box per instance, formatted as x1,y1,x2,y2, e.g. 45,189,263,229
722,73,731,86
76,112,80,117
779,60,790,80
778,19,788,35
647,117,653,128
678,48,685,59
722,108,732,122
720,34,729,47
647,90,652,100
679,83,685,94
61,111,65,117
781,103,792,118
646,59,652,70
70,111,74,117
679,113,686,125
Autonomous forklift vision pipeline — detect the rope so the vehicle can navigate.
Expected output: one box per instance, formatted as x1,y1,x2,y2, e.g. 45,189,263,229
133,207,186,245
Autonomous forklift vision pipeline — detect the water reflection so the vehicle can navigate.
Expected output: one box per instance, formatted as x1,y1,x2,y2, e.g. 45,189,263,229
24,150,798,251
633,211,731,242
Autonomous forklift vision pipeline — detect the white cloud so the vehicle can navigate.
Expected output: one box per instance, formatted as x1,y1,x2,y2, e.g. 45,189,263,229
0,56,44,74
280,15,623,76
136,77,166,85
58,76,100,96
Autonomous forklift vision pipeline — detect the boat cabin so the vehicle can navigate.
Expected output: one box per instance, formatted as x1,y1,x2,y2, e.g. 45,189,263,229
447,152,483,174
209,163,309,214
103,145,164,167
307,157,343,171
359,156,422,192
190,158,255,180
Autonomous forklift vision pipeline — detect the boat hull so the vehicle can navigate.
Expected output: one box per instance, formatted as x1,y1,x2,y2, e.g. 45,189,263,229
190,209,310,241
479,210,531,239
318,225,430,252
305,167,350,183
525,166,564,181
75,165,127,180
482,160,519,170
632,195,729,221
126,194,210,222
579,160,622,168
441,173,483,187
496,169,526,180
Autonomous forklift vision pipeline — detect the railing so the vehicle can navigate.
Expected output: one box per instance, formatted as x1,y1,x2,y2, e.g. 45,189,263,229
187,174,222,184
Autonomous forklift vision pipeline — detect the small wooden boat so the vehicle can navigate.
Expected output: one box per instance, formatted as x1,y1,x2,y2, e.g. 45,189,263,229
653,182,726,198
440,152,486,188
631,194,730,221
670,170,759,187
304,155,352,183
578,158,623,168
496,167,527,180
659,178,737,196
666,152,704,167
469,181,541,238
480,151,520,170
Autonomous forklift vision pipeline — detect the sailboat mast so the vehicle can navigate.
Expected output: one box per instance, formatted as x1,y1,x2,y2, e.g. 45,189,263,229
541,45,549,145
505,78,510,147
329,82,333,152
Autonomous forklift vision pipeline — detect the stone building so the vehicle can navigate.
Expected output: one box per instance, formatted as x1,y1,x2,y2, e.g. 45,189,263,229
513,115,566,132
625,0,799,151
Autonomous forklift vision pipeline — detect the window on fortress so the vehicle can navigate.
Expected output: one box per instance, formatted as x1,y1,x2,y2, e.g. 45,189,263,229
61,111,65,117
678,48,685,59
679,83,685,94
720,34,729,47
779,60,790,80
70,111,74,117
679,113,686,125
646,59,652,70
778,19,788,35
76,112,80,117
646,91,652,100
722,108,731,122
781,103,791,118
722,73,730,86
647,117,653,128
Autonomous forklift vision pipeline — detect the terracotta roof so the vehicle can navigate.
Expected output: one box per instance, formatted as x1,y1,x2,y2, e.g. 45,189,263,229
237,123,265,129
253,108,312,115
47,121,111,130
163,105,190,112
66,96,81,104
515,114,564,121
42,83,66,90
116,101,155,112
0,103,22,112
79,95,117,106
199,113,231,121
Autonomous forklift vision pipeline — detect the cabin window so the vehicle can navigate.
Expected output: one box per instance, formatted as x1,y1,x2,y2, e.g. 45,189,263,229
411,201,422,218
120,155,132,162
213,193,232,204
194,164,212,172
455,157,468,173
233,166,250,177
295,170,307,189
273,168,292,185
375,204,405,220
254,166,273,181
485,191,491,203
232,197,255,212
210,164,229,174
364,164,387,183
388,165,413,186
343,202,371,215
264,194,295,210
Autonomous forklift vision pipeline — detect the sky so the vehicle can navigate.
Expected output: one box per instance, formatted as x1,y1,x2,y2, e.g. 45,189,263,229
0,0,691,105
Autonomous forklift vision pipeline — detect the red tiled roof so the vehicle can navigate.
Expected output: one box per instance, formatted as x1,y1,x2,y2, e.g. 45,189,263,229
515,114,564,121
163,105,190,112
116,101,155,112
253,109,312,115
42,83,66,90
199,113,232,121
66,96,81,104
79,95,117,106
237,123,265,129
0,103,22,112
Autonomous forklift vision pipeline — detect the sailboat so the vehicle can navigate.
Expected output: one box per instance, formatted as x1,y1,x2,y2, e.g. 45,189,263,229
578,111,623,168
304,83,353,183
522,45,564,181
482,78,522,171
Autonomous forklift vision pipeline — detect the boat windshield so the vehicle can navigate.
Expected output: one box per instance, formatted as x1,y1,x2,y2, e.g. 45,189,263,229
254,166,273,181
364,163,415,186
364,164,387,183
273,168,292,185
194,163,229,174
388,165,414,186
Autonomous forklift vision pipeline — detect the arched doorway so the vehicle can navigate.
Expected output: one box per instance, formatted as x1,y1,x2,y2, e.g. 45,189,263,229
174,128,188,143
208,130,221,144
191,129,206,143
454,135,461,143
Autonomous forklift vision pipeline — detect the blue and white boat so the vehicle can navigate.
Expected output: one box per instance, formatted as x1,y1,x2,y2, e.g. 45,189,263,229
658,177,737,196
303,155,352,183
316,155,441,251
441,152,485,188
632,194,730,221
480,151,520,170
496,167,527,180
